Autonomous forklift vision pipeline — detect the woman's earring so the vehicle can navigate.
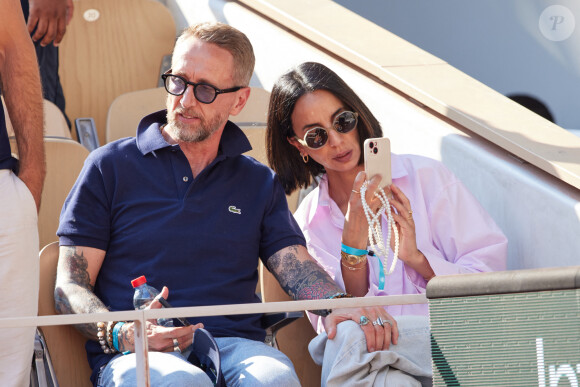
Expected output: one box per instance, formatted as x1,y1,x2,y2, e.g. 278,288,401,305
301,153,309,163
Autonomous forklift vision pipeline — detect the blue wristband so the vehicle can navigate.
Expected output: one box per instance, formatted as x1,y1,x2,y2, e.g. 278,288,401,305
376,255,385,290
112,322,125,352
341,243,368,256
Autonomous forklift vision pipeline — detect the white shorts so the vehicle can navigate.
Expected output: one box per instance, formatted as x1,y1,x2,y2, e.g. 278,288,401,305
0,169,39,385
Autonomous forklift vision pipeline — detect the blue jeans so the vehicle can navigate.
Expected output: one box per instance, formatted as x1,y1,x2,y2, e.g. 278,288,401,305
97,336,300,386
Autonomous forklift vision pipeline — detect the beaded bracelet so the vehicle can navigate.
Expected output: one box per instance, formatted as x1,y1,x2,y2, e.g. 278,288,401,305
112,322,125,352
327,292,353,300
313,292,354,317
97,322,113,354
106,321,119,354
341,243,368,256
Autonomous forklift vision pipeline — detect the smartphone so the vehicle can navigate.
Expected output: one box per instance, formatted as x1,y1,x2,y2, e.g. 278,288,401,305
158,297,191,327
363,137,392,186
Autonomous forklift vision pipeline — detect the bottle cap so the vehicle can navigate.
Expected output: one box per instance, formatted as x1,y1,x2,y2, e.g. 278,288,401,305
131,275,147,288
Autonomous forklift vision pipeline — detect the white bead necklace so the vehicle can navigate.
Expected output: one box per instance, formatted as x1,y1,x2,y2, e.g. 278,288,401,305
360,181,399,277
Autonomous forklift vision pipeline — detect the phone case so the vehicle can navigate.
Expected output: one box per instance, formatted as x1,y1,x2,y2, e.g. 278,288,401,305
363,137,392,185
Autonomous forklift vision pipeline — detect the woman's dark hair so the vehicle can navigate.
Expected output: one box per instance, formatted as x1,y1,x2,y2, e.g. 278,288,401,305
266,62,383,195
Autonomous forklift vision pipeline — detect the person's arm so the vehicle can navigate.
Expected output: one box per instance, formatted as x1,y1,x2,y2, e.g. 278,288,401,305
54,245,110,339
267,244,398,352
340,172,385,296
0,0,45,212
27,0,74,47
266,244,343,300
55,245,202,352
387,183,435,281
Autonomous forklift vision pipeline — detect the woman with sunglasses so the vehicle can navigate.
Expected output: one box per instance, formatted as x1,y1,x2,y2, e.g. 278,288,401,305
266,62,507,386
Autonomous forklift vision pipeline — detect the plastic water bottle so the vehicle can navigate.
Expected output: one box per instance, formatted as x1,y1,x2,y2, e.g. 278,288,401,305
131,275,173,327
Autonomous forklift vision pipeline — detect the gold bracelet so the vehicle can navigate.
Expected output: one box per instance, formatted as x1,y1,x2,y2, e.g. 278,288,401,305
341,259,367,271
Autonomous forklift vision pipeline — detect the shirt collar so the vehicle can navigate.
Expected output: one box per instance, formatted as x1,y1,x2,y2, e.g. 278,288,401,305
136,109,252,157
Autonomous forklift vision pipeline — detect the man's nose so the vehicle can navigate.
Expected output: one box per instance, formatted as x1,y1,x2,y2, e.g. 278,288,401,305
180,84,198,108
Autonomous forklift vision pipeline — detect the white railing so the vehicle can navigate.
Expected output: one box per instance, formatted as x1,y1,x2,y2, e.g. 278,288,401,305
0,295,427,386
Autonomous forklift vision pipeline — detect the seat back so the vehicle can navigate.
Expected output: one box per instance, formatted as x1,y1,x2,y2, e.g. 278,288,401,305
9,137,90,248
2,96,71,138
229,87,270,125
59,0,176,146
38,242,92,387
106,87,167,143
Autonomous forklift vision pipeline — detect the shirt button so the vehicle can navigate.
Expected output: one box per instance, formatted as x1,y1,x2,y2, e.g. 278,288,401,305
183,176,189,182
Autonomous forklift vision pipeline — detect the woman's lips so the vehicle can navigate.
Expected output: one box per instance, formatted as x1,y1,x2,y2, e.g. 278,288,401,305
334,150,352,162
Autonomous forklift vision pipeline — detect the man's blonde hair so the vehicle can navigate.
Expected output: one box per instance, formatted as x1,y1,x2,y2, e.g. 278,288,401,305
176,22,255,86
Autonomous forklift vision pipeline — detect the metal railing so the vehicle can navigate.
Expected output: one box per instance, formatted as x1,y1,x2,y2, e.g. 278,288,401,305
0,294,427,386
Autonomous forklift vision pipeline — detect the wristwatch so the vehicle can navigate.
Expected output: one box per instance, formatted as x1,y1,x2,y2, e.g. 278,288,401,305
340,250,367,266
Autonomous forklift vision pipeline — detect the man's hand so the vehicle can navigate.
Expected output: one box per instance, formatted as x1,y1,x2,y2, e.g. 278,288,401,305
117,320,203,354
324,306,398,352
16,164,44,212
117,286,204,353
27,0,74,47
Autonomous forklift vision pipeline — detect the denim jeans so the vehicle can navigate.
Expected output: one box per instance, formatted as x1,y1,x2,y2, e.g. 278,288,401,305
308,315,433,387
97,335,300,386
34,41,70,127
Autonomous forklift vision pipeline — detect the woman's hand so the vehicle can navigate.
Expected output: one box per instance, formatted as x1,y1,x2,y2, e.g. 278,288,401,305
387,184,421,265
388,184,435,280
342,171,384,249
324,306,398,352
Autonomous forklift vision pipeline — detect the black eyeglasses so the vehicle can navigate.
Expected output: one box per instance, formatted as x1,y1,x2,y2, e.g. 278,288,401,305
293,111,359,149
161,70,242,104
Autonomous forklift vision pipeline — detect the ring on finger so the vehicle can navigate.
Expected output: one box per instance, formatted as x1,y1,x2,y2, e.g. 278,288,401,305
359,315,370,326
372,316,384,327
173,338,181,353
383,318,394,328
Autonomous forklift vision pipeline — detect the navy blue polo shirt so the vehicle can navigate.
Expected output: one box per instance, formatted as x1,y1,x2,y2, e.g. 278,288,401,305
57,110,305,377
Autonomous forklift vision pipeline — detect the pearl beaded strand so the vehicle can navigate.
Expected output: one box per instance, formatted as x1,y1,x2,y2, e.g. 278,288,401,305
360,181,399,277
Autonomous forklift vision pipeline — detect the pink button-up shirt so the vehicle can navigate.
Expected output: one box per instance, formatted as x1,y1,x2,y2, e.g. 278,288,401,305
294,153,508,333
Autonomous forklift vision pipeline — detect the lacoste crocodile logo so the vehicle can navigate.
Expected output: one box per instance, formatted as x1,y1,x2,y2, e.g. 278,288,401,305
228,206,241,215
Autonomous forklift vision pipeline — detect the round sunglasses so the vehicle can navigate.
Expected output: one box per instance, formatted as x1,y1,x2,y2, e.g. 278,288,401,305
293,111,359,149
161,71,242,104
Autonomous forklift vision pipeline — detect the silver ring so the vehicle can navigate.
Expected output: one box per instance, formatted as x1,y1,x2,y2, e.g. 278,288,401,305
173,338,181,353
383,319,394,327
359,315,370,326
373,317,384,327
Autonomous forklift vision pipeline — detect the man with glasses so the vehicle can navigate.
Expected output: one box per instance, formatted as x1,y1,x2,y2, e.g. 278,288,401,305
55,22,390,386
0,0,46,384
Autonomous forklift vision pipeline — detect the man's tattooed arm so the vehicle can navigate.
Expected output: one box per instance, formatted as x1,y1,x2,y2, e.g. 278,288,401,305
54,245,109,340
266,245,343,301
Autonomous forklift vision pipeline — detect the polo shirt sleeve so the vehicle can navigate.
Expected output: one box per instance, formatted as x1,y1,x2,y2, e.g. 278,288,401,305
57,154,111,250
259,176,306,264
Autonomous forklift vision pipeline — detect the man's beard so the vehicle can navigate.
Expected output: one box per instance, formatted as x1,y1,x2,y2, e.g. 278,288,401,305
166,108,228,143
